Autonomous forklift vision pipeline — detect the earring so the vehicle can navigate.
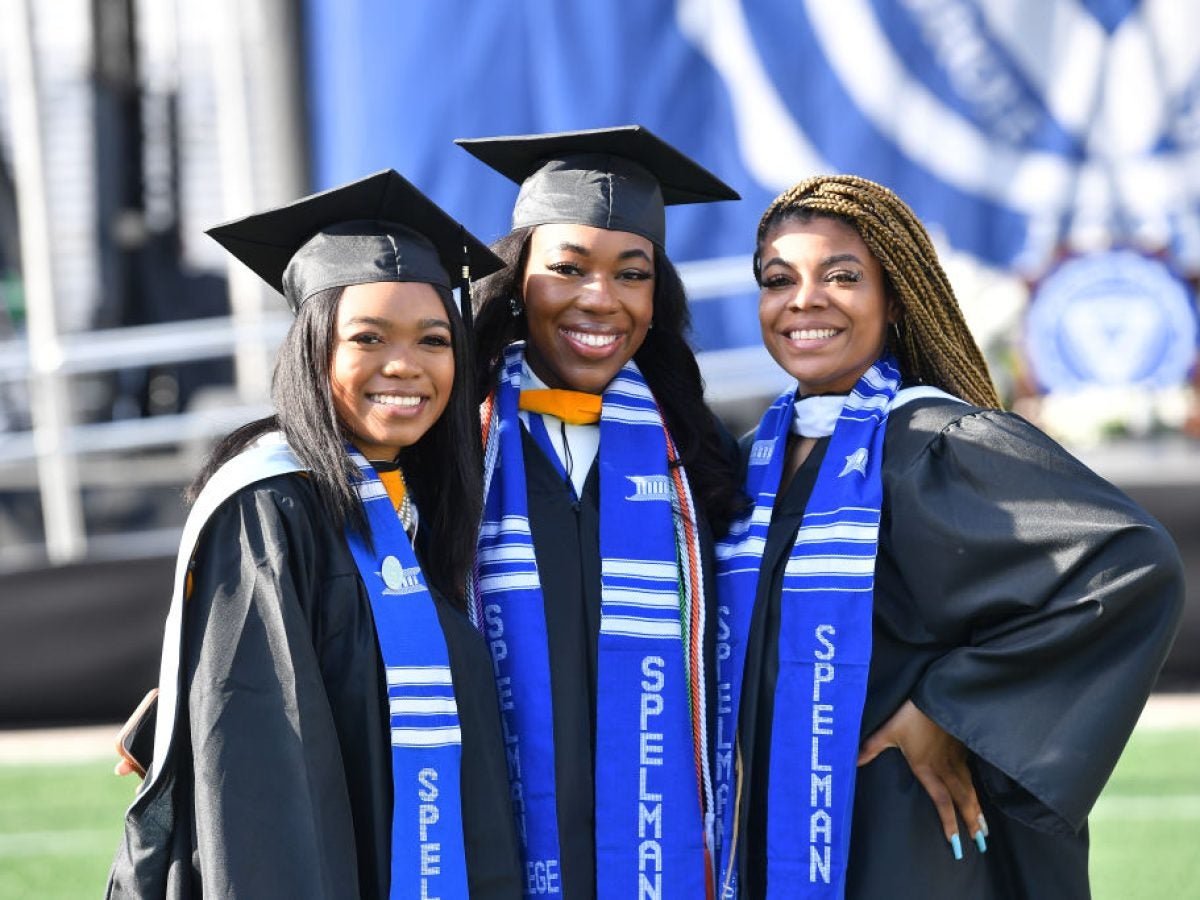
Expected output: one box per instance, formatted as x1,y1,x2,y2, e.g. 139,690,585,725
891,321,902,343
509,295,523,318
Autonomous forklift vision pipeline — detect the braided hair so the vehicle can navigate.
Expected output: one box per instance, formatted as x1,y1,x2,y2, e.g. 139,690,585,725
754,174,1002,409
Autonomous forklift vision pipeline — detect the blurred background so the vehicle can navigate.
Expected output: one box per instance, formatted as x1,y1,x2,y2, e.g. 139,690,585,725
1,0,1198,729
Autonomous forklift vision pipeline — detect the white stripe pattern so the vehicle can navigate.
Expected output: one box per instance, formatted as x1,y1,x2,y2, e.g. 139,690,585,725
391,726,463,748
387,666,454,686
390,697,460,715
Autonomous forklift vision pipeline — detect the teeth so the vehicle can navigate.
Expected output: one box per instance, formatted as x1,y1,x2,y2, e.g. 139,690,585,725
788,328,838,340
371,394,421,407
566,330,619,348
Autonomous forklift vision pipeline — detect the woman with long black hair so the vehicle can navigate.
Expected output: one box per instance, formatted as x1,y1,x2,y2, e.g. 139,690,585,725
108,171,522,899
456,125,746,899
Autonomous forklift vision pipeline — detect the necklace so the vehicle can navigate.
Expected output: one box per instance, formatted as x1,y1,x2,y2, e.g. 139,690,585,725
397,479,416,535
372,462,417,537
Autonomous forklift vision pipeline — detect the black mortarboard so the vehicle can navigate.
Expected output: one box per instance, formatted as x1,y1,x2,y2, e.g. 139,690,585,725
206,169,505,325
454,125,740,246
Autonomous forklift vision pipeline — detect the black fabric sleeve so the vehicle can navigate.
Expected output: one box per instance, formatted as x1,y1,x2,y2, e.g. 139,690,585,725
888,408,1185,833
181,485,361,898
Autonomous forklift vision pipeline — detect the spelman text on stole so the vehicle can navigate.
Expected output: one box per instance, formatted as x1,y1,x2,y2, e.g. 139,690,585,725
484,603,563,895
715,615,839,885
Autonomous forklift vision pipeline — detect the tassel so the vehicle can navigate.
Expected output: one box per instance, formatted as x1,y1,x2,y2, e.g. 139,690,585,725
459,226,473,332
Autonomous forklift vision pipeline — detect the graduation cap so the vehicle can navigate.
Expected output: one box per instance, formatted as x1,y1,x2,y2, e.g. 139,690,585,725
454,125,740,246
206,169,505,327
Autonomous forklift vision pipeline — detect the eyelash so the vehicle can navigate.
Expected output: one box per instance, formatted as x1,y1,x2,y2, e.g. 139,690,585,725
761,271,862,288
546,262,652,281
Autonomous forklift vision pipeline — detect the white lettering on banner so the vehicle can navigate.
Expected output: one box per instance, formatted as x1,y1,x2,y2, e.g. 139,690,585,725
484,603,527,845
900,0,1039,142
639,655,666,893
418,767,441,899
809,625,835,883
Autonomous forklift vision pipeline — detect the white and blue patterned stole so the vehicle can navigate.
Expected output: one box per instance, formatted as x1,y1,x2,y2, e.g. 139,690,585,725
341,449,469,899
473,343,711,898
715,356,902,898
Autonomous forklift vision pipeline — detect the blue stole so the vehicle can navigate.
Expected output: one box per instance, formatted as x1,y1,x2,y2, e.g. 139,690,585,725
342,450,469,899
715,356,901,898
474,343,709,898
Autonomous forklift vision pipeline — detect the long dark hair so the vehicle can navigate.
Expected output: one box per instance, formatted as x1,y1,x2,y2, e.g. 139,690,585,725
473,227,745,535
188,284,482,603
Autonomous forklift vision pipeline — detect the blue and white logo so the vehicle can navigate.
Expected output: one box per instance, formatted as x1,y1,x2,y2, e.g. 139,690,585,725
625,474,673,502
1026,251,1199,391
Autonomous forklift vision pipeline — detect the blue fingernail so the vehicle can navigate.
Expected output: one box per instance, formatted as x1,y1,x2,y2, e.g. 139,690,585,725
950,833,963,860
974,830,988,853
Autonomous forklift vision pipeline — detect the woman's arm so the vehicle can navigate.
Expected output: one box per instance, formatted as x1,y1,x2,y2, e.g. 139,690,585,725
887,408,1184,834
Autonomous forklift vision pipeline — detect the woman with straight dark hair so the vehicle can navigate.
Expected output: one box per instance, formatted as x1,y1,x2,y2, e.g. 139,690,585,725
456,125,746,899
716,174,1184,898
107,171,522,899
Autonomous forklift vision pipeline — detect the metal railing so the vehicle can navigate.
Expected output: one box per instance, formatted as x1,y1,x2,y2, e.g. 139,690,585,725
0,255,787,566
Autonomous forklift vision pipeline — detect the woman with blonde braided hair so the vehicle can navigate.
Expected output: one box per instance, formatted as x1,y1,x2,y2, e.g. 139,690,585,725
714,174,1183,898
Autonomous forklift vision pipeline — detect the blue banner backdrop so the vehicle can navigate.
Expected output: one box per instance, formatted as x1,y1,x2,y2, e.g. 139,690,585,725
301,0,1200,371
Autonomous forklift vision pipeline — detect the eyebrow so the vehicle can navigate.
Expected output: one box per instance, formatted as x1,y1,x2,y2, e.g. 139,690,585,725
761,253,865,269
549,242,653,264
341,316,452,330
552,241,591,256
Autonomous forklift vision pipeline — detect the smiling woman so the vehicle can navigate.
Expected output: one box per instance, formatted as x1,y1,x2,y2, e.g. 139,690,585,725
716,174,1184,900
330,281,456,460
756,216,894,397
521,223,655,394
106,171,523,899
456,125,745,899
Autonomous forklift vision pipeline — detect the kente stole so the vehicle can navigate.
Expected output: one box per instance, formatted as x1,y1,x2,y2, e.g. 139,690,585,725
342,449,468,898
715,356,902,898
472,343,712,898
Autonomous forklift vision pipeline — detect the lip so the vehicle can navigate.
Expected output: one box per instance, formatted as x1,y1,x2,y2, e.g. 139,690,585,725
559,325,626,359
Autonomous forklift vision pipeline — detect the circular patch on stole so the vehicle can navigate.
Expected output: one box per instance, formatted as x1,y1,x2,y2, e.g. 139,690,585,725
381,555,404,591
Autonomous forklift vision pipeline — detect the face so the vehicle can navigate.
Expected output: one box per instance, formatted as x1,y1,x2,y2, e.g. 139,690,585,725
521,223,655,394
330,280,455,460
757,216,894,396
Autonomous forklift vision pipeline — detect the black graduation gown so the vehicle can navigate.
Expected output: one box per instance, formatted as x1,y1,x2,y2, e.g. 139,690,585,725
107,473,522,899
520,425,722,899
736,397,1185,899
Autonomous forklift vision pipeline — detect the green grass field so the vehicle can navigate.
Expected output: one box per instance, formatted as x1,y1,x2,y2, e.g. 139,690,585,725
0,728,1196,898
